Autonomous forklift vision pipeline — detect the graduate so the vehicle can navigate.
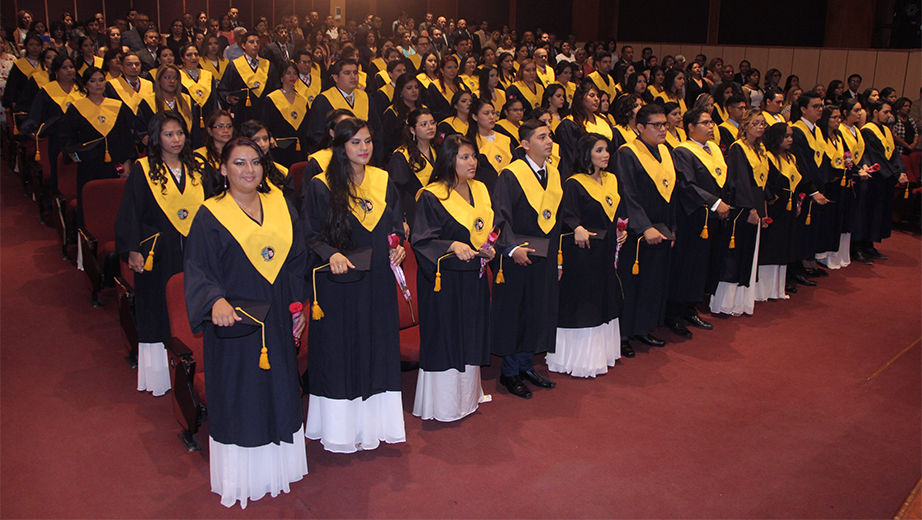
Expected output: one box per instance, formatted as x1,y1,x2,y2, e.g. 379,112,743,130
411,134,495,420
178,42,215,147
371,59,408,116
416,52,440,91
459,55,480,92
75,35,105,75
218,31,280,125
814,105,851,269
761,88,786,125
662,101,686,151
116,111,205,396
475,65,506,116
236,120,292,199
306,59,383,163
184,137,308,508
839,98,874,265
653,68,687,115
424,55,467,123
135,65,196,146
665,107,728,339
15,47,57,115
714,94,746,152
199,34,229,82
553,61,577,107
194,109,234,196
711,82,735,126
611,94,642,150
105,53,154,115
541,83,567,132
856,100,908,260
710,109,769,317
466,98,515,193
494,98,525,148
549,133,627,375
298,109,355,196
388,108,438,228
615,104,676,351
554,83,614,180
758,122,801,300
436,90,472,144
584,52,617,101
381,73,423,158
490,119,561,399
497,51,517,90
302,116,407,452
262,61,310,168
3,33,43,120
292,50,322,107
60,67,137,224
533,47,555,87
504,59,545,114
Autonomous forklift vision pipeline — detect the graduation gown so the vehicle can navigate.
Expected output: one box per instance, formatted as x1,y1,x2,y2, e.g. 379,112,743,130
760,153,801,265
840,124,870,235
105,76,154,115
2,57,38,112
815,134,848,253
423,80,467,122
301,167,404,401
179,68,216,147
494,119,521,148
791,120,831,259
22,82,84,192
199,56,229,82
134,93,198,144
614,140,676,337
669,140,727,302
490,158,563,357
554,115,615,180
184,186,306,447
16,71,53,116
115,158,205,343
474,132,515,193
610,124,638,151
381,106,410,158
306,87,383,164
411,181,493,371
857,122,905,243
504,81,545,113
558,173,625,328
387,145,436,227
436,115,469,145
295,149,332,210
218,56,279,125
263,90,310,167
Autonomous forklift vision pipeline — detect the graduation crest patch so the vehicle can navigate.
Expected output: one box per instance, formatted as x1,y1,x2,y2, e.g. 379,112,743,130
261,246,275,261
177,208,189,220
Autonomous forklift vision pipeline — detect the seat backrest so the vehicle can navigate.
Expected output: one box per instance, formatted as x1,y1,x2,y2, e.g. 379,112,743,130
56,154,78,201
288,161,309,195
81,178,127,246
398,242,420,329
37,139,52,182
165,273,204,362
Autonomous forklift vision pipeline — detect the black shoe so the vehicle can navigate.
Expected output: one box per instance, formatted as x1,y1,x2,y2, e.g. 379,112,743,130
500,375,532,399
683,315,713,330
814,266,829,277
667,322,694,339
621,341,635,358
632,334,666,347
520,369,556,388
785,281,798,293
864,247,887,260
803,267,821,278
851,250,874,265
792,274,817,286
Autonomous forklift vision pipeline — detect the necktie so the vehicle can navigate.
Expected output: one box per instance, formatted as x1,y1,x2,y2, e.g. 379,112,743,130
250,58,258,70
345,94,354,106
703,143,712,155
537,168,547,189
281,44,288,61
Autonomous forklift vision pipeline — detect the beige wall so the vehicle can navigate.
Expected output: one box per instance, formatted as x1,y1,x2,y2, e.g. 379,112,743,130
624,43,921,99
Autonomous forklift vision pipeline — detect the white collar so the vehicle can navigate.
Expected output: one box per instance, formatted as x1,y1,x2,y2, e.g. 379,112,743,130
524,153,547,172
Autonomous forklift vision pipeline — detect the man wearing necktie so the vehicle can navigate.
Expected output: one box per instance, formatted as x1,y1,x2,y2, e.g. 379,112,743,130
218,31,279,124
261,24,294,72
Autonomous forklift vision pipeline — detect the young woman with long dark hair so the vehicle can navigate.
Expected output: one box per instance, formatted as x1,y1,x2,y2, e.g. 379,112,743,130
466,97,514,192
194,109,234,195
388,108,438,227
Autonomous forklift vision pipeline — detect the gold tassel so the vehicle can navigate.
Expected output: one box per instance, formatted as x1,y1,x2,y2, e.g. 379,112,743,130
311,263,329,320
236,307,269,370
104,137,112,162
700,210,709,239
632,236,642,275
259,346,270,369
34,124,44,161
140,233,160,271
199,114,204,128
435,272,442,292
840,173,847,187
245,89,251,107
296,140,301,151
786,193,793,211
905,184,910,199
495,254,505,284
557,232,572,268
12,114,19,136
805,200,813,226
729,210,741,249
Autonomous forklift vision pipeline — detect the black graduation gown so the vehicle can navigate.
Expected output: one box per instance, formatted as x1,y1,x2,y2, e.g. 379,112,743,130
387,146,435,228
301,172,404,400
262,92,310,168
557,175,625,328
553,118,618,181
305,89,384,165
183,194,306,447
473,134,516,194
179,69,217,148
857,123,906,243
614,144,676,337
115,162,202,343
134,96,200,146
489,161,560,357
423,81,466,122
790,125,827,259
411,189,492,371
2,60,36,112
381,106,409,159
712,143,765,288
816,148,846,253
669,144,725,303
217,58,280,125
21,85,72,192
16,75,46,117
760,156,801,266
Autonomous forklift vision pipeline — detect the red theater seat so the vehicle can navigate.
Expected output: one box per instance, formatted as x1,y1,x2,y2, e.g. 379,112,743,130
52,154,78,260
165,273,207,452
398,243,421,370
78,178,126,307
288,161,309,195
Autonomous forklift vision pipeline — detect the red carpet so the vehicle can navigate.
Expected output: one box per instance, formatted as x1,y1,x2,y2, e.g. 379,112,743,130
2,164,920,518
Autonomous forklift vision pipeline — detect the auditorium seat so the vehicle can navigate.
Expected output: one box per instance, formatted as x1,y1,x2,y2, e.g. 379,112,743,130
398,243,421,370
78,178,126,307
165,272,207,452
52,153,78,260
288,160,309,195
114,260,139,367
33,138,51,221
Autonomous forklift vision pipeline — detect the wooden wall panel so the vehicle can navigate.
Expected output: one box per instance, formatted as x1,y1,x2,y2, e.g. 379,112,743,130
904,52,921,99
844,50,878,90
720,46,745,72
131,0,158,27
766,47,794,79
186,0,209,19
679,44,702,61
228,0,254,28
815,48,847,88
210,0,233,21
790,48,821,89
699,45,723,64
161,2,185,28
743,46,769,77
873,51,909,94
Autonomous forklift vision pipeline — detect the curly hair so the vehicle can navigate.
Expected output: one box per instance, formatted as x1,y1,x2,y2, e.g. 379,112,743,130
145,111,203,194
321,117,372,250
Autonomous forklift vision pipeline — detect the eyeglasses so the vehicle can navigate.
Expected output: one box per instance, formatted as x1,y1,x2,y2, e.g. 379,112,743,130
644,122,668,129
415,121,436,128
507,107,525,112
696,120,715,126
212,123,233,130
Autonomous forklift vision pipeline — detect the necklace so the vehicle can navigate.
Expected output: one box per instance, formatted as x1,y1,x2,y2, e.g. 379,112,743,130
230,192,258,216
167,164,183,182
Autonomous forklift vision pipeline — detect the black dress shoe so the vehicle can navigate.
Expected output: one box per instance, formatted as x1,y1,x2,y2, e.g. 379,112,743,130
814,267,829,277
851,250,874,265
683,315,713,330
520,369,556,388
668,322,694,339
864,247,887,260
792,274,817,286
632,334,666,347
620,341,635,358
500,375,532,399
803,267,821,278
785,281,798,293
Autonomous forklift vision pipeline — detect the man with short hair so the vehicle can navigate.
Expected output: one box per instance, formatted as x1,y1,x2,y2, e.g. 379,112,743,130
844,74,862,100
123,11,148,50
370,16,384,46
105,52,154,114
223,27,248,61
635,47,654,72
261,24,293,71
491,120,562,399
127,9,138,30
416,35,432,58
418,12,435,34
182,13,196,39
522,31,536,55
431,28,449,57
619,45,634,67
714,94,747,152
138,28,162,72
372,59,406,114
228,8,240,28
585,52,617,101
475,20,490,52
218,31,280,122
733,60,751,85
451,34,472,61
392,11,408,36
293,49,321,106
452,19,479,55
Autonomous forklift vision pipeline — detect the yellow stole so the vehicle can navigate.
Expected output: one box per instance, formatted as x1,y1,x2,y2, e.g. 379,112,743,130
768,153,802,193
461,73,479,92
588,71,617,99
203,186,292,284
407,53,421,70
320,87,370,119
536,65,555,86
371,58,387,74
677,140,727,188
615,125,637,147
109,76,153,114
417,72,434,89
626,140,676,202
665,127,686,149
423,180,494,247
72,97,121,137
499,71,515,89
571,173,621,221
434,79,463,106
13,57,37,78
441,116,469,135
267,90,309,131
762,111,785,124
715,104,729,123
569,114,615,140
546,142,562,170
495,119,521,140
839,124,866,163
715,121,738,146
194,146,219,171
275,162,289,177
181,68,213,107
654,92,687,114
43,81,84,112
862,122,895,160
511,80,544,109
140,92,193,132
378,81,396,104
477,133,513,173
149,68,159,81
309,148,333,173
139,157,204,236
317,166,388,232
553,81,575,105
490,88,507,115
199,56,227,81
505,159,564,234
294,72,322,107
398,146,436,186
825,134,845,170
734,140,769,188
32,69,51,89
77,56,104,75
232,55,271,96
793,120,825,166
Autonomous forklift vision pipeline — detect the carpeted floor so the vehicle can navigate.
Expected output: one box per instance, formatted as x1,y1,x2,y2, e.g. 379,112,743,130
2,165,920,519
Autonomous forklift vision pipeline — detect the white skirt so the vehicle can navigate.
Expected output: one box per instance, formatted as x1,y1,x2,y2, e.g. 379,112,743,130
413,366,491,422
754,265,789,302
305,392,406,453
547,319,621,378
710,227,760,316
137,342,171,396
819,233,851,269
210,425,308,509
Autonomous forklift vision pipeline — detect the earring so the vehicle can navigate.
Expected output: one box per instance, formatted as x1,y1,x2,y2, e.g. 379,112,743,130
223,174,228,190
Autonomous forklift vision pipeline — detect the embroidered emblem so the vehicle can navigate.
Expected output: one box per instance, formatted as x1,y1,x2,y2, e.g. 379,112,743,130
605,196,613,206
474,218,485,231
360,199,374,212
98,116,106,123
291,111,298,118
542,209,552,220
261,246,275,261
177,209,189,220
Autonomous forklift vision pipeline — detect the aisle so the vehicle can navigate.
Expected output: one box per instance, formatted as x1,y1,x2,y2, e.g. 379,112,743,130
1,163,920,518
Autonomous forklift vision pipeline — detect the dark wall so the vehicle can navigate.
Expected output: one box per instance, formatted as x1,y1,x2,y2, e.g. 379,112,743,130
617,0,709,43
718,0,827,46
459,0,510,29
515,0,570,39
